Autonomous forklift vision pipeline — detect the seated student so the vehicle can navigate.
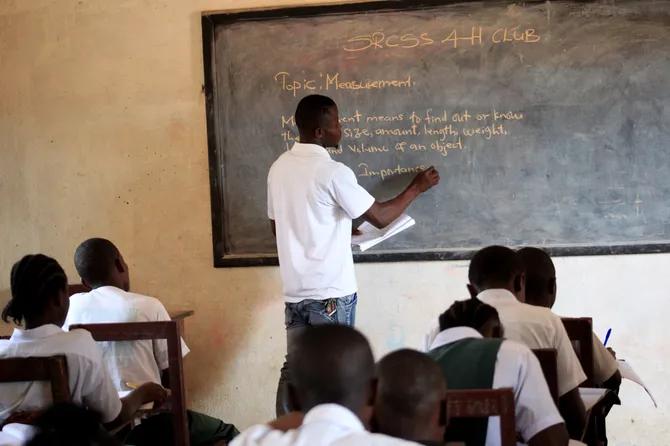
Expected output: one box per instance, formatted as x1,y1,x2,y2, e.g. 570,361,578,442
0,254,166,432
427,299,569,446
63,238,238,446
374,349,447,446
25,402,120,446
517,247,622,392
231,324,421,446
467,246,587,439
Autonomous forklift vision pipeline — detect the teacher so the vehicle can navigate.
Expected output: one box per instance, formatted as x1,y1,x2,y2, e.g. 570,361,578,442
268,94,439,415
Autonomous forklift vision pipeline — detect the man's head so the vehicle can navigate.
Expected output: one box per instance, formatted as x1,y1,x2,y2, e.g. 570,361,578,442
74,238,129,291
439,299,503,338
289,324,375,419
374,349,447,443
467,245,525,302
295,95,341,148
517,247,557,308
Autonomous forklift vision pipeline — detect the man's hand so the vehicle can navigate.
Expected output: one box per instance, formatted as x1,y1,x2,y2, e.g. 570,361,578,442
137,382,169,406
352,227,362,236
410,166,440,193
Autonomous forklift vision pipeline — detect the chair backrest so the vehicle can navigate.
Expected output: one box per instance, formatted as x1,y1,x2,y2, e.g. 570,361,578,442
67,284,91,297
69,321,188,446
532,348,559,404
0,356,71,404
445,388,516,446
561,317,594,386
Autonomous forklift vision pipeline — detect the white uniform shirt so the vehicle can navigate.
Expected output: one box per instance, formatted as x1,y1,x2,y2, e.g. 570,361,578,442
63,286,190,391
429,327,564,445
268,142,375,302
478,289,587,396
0,324,122,423
591,332,618,385
231,403,421,446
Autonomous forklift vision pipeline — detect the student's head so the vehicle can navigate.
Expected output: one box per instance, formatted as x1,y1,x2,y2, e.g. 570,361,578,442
295,94,341,148
467,245,525,302
26,403,119,446
2,254,69,328
517,247,557,308
74,238,129,291
439,299,503,338
289,324,375,419
374,349,447,443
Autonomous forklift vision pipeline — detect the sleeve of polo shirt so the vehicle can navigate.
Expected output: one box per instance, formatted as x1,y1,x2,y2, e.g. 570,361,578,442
330,164,375,219
267,174,275,220
591,332,618,385
512,344,566,441
78,339,123,423
553,317,587,396
153,303,190,372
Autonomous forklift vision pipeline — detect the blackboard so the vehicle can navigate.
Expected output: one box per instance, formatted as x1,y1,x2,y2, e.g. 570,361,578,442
202,0,670,267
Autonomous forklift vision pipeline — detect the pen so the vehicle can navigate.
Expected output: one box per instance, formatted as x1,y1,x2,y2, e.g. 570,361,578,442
603,328,612,347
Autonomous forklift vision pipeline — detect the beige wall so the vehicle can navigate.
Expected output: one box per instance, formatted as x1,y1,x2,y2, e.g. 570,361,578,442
0,1,666,444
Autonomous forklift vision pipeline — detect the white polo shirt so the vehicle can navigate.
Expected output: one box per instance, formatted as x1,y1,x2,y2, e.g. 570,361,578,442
478,289,587,396
231,403,421,446
591,332,618,385
0,324,122,424
428,327,564,445
63,286,190,391
268,142,375,302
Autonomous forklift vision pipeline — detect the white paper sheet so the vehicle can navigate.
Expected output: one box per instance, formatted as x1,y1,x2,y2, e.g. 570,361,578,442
618,359,658,407
352,214,415,251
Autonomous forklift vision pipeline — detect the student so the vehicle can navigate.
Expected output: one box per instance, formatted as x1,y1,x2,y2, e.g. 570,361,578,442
25,402,120,446
231,325,421,446
467,246,587,439
517,247,622,392
374,349,447,446
427,299,569,446
269,94,439,414
0,254,166,431
63,238,239,446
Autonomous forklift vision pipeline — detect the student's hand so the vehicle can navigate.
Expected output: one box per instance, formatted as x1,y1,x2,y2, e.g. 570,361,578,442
410,166,440,193
137,382,169,406
352,227,362,236
607,347,617,359
268,411,304,431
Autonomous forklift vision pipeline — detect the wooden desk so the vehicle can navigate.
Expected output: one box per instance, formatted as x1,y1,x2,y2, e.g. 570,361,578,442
169,310,194,337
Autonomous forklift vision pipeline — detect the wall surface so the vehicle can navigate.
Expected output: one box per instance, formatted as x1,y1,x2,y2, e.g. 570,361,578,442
0,1,666,445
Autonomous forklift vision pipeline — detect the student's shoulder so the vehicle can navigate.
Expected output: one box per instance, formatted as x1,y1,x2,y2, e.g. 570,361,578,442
124,291,167,313
55,329,102,359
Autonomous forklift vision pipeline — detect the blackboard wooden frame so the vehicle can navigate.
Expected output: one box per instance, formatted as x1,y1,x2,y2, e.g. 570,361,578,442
202,0,670,268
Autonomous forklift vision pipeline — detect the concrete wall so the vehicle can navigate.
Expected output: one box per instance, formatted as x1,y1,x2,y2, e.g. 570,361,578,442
0,1,666,444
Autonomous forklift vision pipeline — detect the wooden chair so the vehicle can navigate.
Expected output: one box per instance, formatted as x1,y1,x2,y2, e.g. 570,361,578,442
532,348,559,404
0,355,71,406
445,388,516,446
562,317,595,386
69,321,189,446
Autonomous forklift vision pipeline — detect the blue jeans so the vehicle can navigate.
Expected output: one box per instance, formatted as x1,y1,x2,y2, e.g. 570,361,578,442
275,293,357,415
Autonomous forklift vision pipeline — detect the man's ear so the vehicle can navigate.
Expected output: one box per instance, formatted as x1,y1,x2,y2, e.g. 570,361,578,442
466,283,478,299
114,257,125,274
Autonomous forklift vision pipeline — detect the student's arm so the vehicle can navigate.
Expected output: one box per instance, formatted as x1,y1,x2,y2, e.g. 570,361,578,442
528,423,570,446
362,167,440,228
105,382,168,430
558,387,587,439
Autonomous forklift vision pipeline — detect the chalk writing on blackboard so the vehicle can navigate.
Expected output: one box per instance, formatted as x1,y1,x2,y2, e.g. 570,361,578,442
274,71,413,96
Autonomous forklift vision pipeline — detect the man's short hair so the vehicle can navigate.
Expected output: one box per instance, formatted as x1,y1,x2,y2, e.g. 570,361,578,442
290,324,374,412
74,238,119,286
468,245,522,290
517,247,556,304
294,95,336,133
439,299,500,332
376,349,446,434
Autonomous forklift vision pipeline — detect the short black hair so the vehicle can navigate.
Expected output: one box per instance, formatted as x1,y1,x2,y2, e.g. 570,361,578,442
517,247,556,305
439,299,500,332
74,238,119,287
26,403,119,446
2,254,67,325
290,324,374,413
375,349,446,439
294,95,337,133
468,245,522,290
